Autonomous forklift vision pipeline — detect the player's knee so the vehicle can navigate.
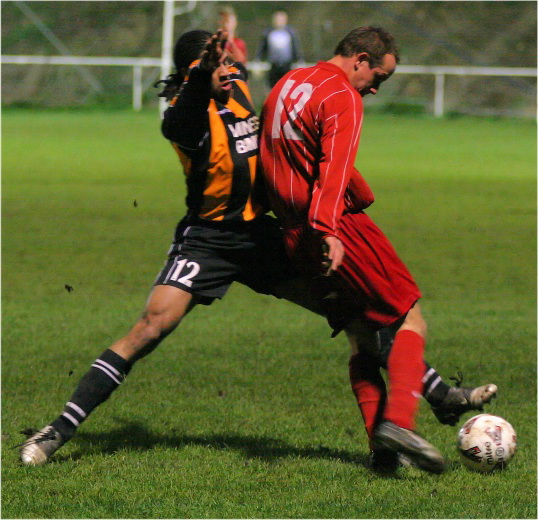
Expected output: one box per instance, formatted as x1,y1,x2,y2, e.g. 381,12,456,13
124,311,170,349
414,316,427,339
400,304,427,339
139,309,179,342
122,312,175,362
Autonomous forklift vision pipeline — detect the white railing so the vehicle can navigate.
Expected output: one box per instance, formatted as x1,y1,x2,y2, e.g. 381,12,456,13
1,54,162,111
395,64,537,116
2,55,536,116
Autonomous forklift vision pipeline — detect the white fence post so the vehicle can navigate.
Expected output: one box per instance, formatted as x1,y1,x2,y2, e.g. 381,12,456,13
434,72,445,117
159,0,175,116
133,65,143,111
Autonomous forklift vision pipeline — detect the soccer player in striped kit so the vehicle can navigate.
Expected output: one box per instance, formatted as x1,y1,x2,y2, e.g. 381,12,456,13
18,29,297,466
260,26,457,473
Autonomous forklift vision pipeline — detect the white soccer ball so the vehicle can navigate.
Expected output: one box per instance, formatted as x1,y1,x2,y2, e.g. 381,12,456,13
457,414,517,472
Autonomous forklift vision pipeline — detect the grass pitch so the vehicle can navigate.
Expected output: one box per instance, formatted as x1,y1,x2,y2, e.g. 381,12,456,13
2,110,536,519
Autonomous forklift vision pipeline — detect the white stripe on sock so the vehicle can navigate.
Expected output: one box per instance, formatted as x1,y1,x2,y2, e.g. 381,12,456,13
62,411,80,427
92,363,122,385
422,367,436,384
94,359,121,377
66,401,87,418
424,376,442,397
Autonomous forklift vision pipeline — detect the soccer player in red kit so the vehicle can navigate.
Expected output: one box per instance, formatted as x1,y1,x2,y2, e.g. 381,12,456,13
260,27,446,473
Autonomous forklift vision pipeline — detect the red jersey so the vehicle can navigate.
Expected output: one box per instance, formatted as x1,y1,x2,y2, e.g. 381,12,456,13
260,61,364,237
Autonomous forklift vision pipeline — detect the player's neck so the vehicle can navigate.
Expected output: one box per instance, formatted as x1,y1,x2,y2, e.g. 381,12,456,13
327,55,356,81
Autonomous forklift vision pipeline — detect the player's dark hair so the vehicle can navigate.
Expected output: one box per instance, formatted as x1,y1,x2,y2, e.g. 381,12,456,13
155,29,212,100
173,29,212,70
334,27,399,67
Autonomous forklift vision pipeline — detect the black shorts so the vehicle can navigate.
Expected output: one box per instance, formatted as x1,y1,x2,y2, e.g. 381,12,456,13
154,214,298,304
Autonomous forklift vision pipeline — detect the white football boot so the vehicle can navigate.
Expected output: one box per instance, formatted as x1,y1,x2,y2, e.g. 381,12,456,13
19,425,65,466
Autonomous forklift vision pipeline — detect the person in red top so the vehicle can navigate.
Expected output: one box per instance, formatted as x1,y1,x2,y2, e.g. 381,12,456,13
218,6,248,64
260,26,447,474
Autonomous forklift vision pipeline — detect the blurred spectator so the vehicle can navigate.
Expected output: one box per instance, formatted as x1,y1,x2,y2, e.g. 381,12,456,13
218,5,248,63
256,9,302,87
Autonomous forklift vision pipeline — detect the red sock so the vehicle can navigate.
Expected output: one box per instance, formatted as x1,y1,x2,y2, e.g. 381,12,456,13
349,352,387,440
384,329,425,431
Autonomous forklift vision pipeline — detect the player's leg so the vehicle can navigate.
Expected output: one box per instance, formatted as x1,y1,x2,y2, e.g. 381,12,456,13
272,277,397,472
247,267,441,473
370,303,445,473
345,321,402,473
345,321,387,441
381,302,427,432
377,324,497,425
274,274,496,440
332,213,444,472
274,271,496,427
308,210,424,432
19,285,197,466
110,284,197,362
20,216,246,465
345,322,386,442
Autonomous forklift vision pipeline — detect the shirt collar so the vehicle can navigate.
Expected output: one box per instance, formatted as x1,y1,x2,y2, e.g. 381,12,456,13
315,61,350,84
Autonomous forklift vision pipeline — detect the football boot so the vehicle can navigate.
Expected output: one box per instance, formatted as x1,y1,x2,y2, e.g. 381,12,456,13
19,425,65,466
431,383,498,426
372,420,445,474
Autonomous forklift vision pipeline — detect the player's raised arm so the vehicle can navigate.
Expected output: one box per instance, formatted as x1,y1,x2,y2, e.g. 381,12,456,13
162,30,230,150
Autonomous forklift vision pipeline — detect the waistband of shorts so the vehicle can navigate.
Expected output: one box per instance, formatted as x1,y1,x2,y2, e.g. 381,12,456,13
185,213,260,230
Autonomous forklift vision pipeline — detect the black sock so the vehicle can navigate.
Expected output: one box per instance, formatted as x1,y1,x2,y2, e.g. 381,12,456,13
422,363,450,406
51,349,132,439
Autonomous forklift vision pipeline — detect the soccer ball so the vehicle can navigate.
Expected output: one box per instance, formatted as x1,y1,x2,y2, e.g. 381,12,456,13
457,414,517,472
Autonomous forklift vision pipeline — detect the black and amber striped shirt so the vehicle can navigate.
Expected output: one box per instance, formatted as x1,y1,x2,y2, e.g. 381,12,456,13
162,62,264,222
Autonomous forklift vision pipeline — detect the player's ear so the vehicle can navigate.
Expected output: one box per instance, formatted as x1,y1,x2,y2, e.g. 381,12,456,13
356,52,370,66
354,52,370,71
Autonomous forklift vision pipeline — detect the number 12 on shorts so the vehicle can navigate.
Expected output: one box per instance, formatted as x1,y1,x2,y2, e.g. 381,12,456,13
166,258,200,287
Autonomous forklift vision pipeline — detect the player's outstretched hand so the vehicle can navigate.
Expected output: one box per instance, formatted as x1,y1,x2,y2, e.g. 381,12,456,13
200,30,228,72
322,235,345,275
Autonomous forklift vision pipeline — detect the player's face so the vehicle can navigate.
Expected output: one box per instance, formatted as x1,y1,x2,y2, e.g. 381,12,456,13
352,53,396,97
211,54,233,104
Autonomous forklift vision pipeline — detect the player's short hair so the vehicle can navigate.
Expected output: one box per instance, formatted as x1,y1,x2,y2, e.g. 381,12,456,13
334,27,399,67
173,29,213,71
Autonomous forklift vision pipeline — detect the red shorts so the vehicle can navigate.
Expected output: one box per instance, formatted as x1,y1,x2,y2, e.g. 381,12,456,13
283,211,422,331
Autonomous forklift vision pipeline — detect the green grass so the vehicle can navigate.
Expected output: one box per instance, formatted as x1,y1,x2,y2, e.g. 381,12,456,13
2,110,536,519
